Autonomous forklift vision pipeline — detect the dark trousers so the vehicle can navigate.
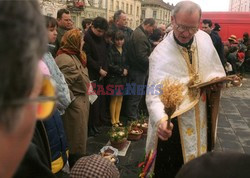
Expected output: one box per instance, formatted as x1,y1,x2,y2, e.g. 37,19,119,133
124,69,148,119
89,94,106,127
154,118,184,178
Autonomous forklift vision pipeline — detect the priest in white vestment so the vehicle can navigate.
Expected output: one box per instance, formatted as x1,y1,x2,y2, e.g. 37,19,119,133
145,1,226,177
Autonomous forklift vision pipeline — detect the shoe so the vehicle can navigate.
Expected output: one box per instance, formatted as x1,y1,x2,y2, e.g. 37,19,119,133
112,123,119,127
118,122,123,127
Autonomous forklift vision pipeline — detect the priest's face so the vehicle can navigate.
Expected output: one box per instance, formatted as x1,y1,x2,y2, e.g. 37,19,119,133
172,10,200,44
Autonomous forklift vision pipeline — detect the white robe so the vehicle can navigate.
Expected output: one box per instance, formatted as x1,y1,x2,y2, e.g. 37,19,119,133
145,30,226,175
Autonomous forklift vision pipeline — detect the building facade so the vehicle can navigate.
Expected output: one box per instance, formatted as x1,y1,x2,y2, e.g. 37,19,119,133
229,0,250,12
141,0,174,26
39,0,67,17
40,0,141,30
106,0,142,29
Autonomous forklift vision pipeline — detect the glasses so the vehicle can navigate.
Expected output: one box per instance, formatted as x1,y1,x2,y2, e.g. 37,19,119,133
176,24,198,34
174,18,198,34
7,76,57,120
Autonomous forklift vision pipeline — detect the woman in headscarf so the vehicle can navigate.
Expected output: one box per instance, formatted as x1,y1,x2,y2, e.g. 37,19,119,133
55,29,90,168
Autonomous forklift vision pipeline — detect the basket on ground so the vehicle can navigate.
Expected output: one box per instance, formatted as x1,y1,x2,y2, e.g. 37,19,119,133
128,128,143,141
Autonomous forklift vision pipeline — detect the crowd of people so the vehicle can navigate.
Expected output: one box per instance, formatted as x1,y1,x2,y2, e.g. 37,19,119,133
201,19,250,76
1,0,250,178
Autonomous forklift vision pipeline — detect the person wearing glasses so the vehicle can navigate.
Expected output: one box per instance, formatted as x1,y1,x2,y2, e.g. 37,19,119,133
0,0,57,177
145,1,226,177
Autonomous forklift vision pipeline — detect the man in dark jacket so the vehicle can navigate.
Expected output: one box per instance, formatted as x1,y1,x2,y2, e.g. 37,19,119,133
53,9,72,57
109,10,133,50
84,17,109,135
202,19,226,67
124,18,156,119
243,32,250,72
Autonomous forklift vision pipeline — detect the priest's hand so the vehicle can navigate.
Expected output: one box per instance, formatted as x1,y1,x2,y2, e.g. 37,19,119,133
158,120,173,141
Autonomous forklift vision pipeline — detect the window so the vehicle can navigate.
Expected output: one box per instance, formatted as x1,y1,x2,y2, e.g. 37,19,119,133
116,1,119,11
110,0,113,11
122,2,124,10
160,10,162,19
136,6,139,16
130,4,133,14
126,3,129,13
153,10,157,19
99,0,102,8
142,10,145,19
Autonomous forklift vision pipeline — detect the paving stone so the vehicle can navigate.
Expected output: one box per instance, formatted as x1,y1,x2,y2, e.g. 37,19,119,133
223,147,245,153
230,97,245,103
238,109,250,117
242,99,250,107
245,120,250,128
239,139,250,147
225,114,242,120
218,119,231,128
219,140,244,153
235,130,250,138
243,117,250,121
217,127,234,134
235,131,250,147
218,132,238,141
221,104,238,112
243,146,250,154
218,113,226,119
228,119,249,130
220,98,231,103
214,139,222,151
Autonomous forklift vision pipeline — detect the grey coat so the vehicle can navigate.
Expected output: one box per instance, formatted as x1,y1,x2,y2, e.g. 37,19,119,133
43,51,71,115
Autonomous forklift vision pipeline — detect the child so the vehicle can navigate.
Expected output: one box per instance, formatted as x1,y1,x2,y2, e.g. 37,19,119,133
43,16,71,114
107,31,128,127
42,16,71,174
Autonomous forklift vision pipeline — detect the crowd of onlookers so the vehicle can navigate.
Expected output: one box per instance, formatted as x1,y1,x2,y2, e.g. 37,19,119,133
11,7,163,178
224,33,250,76
201,19,250,76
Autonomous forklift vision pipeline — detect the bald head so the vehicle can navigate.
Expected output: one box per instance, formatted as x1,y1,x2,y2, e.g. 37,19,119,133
172,1,202,20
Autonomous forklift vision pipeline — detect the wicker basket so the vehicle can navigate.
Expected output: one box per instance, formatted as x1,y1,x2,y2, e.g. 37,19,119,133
110,138,127,150
128,129,143,141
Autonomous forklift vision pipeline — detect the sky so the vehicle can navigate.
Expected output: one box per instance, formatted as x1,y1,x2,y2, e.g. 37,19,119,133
163,0,230,12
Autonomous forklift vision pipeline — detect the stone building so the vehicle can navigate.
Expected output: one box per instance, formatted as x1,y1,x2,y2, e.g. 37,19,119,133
229,0,250,12
106,0,142,29
39,0,67,17
141,0,174,26
40,0,141,30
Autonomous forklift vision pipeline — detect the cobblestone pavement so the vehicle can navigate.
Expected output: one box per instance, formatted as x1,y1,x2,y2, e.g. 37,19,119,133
215,74,250,154
87,74,250,178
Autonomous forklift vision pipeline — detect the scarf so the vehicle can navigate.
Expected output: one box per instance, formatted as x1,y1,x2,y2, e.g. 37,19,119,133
57,29,87,67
